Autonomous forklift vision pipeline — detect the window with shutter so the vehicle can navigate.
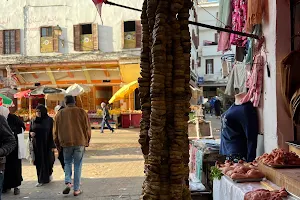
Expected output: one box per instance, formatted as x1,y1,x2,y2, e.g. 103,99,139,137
0,30,4,55
4,30,17,54
92,23,98,51
53,27,59,53
135,20,141,48
205,59,214,74
40,27,54,53
80,24,93,51
73,25,81,51
15,29,20,54
123,21,138,49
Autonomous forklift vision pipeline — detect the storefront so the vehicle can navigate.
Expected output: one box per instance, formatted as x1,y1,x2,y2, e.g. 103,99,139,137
190,0,300,199
3,53,142,127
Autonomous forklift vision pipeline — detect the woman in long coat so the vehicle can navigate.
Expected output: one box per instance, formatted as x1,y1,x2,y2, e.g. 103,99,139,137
2,110,25,195
29,105,55,187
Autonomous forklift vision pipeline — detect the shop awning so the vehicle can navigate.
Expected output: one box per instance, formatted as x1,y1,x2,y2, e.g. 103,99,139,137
119,64,141,84
109,80,138,104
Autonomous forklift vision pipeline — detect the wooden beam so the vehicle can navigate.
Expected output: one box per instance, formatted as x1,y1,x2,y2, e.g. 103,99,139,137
65,67,75,78
82,66,92,84
11,60,120,69
46,67,56,85
32,73,38,79
14,69,26,84
103,69,110,77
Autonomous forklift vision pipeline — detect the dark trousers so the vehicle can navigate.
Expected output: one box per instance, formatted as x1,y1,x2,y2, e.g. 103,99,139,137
0,172,4,199
101,118,113,132
58,148,65,171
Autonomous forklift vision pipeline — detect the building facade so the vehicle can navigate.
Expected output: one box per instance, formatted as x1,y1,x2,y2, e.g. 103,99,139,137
190,0,235,99
0,0,143,110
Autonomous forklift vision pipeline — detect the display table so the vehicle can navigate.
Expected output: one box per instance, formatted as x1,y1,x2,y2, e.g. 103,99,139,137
213,176,297,200
121,113,141,128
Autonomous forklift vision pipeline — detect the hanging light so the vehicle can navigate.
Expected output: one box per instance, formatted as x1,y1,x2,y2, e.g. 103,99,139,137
53,25,62,36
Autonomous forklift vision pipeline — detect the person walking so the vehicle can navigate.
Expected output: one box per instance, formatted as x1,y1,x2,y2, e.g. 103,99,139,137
100,102,114,133
29,105,55,187
53,96,91,196
54,102,65,171
214,96,222,119
0,106,17,199
209,97,216,116
2,108,25,195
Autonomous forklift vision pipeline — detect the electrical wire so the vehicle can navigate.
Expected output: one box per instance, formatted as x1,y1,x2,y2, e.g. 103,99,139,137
198,3,227,28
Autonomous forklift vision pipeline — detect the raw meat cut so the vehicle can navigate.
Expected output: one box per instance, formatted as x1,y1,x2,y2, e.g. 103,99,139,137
244,188,288,200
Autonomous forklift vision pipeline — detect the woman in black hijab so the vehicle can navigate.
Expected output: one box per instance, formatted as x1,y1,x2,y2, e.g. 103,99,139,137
29,105,55,187
2,109,25,195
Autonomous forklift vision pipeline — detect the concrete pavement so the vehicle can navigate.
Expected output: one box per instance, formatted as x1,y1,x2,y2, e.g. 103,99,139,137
3,129,144,200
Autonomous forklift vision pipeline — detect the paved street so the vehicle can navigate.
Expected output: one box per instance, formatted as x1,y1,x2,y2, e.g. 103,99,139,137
2,122,221,200
3,129,144,200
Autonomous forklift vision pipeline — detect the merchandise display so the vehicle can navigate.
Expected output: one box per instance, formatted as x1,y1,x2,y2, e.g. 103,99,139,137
138,0,192,199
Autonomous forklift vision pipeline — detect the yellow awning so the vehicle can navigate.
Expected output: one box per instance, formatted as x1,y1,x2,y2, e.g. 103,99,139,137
119,64,141,84
109,80,138,104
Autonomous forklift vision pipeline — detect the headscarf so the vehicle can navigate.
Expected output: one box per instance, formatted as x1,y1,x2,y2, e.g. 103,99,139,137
36,104,48,119
0,106,9,119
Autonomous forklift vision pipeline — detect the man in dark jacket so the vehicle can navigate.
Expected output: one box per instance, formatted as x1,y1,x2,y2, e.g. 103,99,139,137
0,115,17,199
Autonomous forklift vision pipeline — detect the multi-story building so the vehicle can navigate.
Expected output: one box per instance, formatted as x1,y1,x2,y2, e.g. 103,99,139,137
0,0,143,110
190,0,235,99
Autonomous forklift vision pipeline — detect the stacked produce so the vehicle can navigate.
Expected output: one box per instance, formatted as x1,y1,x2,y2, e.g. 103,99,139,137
218,160,265,180
244,188,288,200
257,149,300,166
138,0,192,199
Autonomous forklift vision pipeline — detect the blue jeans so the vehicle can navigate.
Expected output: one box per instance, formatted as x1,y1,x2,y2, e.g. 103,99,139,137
101,118,113,132
63,146,85,191
0,172,4,200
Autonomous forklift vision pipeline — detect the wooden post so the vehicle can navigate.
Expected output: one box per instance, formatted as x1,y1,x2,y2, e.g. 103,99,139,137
129,93,134,128
29,97,32,120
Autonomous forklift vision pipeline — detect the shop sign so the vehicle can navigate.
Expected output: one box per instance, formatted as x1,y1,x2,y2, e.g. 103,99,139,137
197,77,204,84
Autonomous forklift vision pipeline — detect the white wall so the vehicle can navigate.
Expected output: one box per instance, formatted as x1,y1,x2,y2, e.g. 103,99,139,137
0,0,143,56
191,2,235,82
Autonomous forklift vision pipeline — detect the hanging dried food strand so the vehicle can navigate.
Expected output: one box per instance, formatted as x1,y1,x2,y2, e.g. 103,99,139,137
139,0,192,199
139,1,151,197
178,1,192,198
169,0,186,199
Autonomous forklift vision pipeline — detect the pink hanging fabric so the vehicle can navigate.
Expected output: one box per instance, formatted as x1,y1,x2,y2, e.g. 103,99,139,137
92,0,105,17
230,0,248,47
240,55,264,107
217,30,231,53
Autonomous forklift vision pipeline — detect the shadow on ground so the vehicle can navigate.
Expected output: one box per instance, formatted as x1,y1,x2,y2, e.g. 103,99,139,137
2,177,144,200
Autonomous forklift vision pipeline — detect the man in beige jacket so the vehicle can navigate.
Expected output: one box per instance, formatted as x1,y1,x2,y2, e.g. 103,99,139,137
53,96,91,196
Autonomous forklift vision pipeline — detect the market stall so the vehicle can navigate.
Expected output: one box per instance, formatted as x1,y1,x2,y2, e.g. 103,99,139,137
109,80,141,128
213,176,298,200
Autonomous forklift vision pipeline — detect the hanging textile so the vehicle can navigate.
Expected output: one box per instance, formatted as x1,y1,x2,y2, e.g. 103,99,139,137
222,60,229,78
281,51,300,116
235,46,246,62
240,55,264,107
230,0,248,47
218,28,231,53
245,25,262,66
92,0,105,18
225,62,247,96
217,0,232,28
246,0,264,32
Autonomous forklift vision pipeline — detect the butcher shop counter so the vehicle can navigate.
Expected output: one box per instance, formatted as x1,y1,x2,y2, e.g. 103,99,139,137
213,176,299,200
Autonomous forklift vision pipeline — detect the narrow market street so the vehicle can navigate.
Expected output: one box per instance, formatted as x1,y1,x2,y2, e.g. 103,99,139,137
3,129,144,200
